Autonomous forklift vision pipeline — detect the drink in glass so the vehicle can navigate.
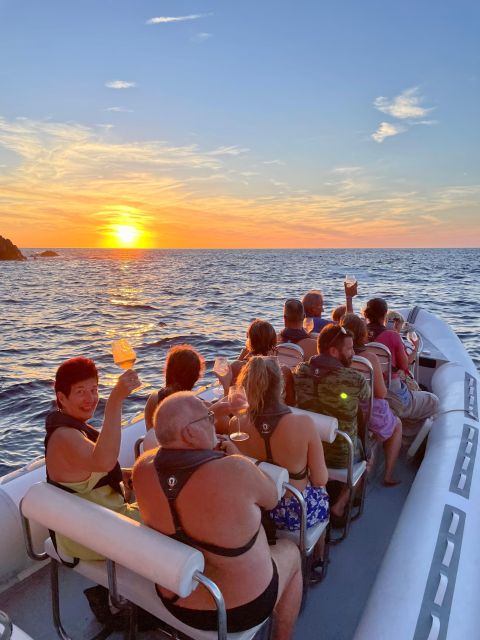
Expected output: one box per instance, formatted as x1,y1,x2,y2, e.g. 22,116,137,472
228,385,250,442
303,317,314,333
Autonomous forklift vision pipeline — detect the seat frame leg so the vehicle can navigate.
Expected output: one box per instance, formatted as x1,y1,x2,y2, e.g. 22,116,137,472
50,560,73,640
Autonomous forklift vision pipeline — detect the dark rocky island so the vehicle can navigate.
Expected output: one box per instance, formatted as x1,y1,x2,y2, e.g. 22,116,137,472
0,236,26,261
36,250,59,257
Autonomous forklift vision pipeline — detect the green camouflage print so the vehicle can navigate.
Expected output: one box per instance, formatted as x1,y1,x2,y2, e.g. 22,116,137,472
293,363,370,468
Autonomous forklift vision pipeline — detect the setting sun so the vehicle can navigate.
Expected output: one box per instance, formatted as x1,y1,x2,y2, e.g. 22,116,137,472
114,225,141,246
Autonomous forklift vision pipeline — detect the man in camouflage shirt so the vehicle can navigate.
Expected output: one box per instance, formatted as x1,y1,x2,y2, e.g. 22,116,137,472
293,324,370,520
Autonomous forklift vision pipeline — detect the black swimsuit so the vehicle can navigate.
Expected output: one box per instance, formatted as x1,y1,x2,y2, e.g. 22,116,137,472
153,448,278,632
254,404,308,480
44,410,124,566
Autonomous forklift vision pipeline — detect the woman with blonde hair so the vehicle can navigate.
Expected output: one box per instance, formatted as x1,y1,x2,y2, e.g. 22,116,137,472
340,313,402,485
235,356,329,532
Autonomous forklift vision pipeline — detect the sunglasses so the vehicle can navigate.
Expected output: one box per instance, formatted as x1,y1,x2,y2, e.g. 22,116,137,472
325,325,348,350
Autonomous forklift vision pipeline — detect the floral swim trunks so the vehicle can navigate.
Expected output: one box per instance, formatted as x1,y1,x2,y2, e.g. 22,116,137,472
269,485,330,531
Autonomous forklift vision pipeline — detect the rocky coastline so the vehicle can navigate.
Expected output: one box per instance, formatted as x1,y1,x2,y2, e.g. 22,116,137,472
0,235,26,261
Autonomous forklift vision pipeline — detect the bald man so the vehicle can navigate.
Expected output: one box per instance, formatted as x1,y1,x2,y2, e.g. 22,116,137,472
133,391,302,639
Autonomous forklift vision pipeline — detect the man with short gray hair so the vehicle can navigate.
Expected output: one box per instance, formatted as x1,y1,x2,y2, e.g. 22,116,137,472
133,392,302,639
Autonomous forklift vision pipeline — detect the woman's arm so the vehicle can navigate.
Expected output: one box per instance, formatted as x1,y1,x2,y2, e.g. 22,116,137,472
144,391,158,431
281,366,296,406
306,420,328,486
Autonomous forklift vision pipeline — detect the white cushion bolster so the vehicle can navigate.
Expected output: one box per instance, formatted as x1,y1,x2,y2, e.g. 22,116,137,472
290,407,338,444
143,428,159,452
252,460,289,501
21,483,204,598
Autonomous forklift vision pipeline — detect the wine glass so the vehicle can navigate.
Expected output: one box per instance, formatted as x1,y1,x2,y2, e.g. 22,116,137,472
345,273,357,287
213,357,229,377
303,317,314,333
112,339,143,390
228,385,250,442
212,357,229,398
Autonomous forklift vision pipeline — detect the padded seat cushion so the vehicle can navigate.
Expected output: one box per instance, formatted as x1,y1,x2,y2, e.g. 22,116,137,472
328,460,367,486
44,538,266,640
277,519,329,554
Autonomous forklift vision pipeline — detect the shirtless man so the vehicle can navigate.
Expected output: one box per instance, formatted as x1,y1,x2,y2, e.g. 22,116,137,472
278,298,317,361
45,357,141,559
133,392,302,639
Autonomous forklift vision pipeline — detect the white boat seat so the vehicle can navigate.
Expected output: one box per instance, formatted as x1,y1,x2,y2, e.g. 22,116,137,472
365,342,392,388
143,428,159,452
328,460,367,486
326,429,368,543
276,343,305,369
350,356,374,423
289,407,338,444
20,482,268,640
43,539,263,640
277,519,329,555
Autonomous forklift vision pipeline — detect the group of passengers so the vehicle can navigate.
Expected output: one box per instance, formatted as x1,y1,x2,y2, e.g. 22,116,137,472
44,281,439,639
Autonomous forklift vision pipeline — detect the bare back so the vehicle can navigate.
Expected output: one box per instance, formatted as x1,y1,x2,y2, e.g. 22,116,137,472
133,451,278,609
232,413,327,490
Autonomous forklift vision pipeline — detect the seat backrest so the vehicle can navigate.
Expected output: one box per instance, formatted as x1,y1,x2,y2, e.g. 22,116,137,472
20,482,204,598
365,342,392,388
290,407,338,444
276,343,305,369
143,428,159,452
351,355,374,429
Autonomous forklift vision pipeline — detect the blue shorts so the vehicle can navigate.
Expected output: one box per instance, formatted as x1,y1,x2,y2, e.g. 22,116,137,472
269,485,329,531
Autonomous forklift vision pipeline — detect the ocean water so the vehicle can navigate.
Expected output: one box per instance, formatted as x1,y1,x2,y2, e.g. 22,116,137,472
1,248,479,476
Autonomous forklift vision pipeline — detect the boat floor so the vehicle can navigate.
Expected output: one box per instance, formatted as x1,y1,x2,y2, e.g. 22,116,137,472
0,445,419,640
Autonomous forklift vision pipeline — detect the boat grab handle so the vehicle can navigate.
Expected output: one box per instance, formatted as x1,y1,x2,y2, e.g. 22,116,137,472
19,497,48,561
0,611,13,640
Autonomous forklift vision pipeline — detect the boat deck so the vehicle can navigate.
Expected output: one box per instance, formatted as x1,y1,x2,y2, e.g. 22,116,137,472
0,447,419,640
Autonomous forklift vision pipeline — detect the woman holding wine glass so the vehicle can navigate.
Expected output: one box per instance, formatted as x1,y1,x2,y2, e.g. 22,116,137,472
233,356,329,536
215,320,295,405
144,344,205,430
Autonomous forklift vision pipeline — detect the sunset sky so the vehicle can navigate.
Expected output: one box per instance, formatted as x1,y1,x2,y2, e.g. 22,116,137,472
0,1,479,248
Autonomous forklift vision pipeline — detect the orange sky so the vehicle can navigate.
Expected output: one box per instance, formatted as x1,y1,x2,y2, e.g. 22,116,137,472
1,117,478,249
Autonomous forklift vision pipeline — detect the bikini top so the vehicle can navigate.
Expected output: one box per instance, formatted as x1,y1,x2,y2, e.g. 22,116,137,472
44,410,123,496
154,448,260,557
253,404,308,480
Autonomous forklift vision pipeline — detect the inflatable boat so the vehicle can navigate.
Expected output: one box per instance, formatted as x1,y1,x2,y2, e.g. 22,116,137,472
0,306,478,640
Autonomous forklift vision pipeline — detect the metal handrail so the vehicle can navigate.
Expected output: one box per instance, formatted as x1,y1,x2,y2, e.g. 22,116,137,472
283,482,307,558
19,498,48,561
193,572,227,640
351,355,374,437
134,435,145,459
334,430,355,488
0,611,13,640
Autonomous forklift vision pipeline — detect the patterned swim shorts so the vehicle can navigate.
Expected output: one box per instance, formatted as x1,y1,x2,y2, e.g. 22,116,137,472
269,485,330,531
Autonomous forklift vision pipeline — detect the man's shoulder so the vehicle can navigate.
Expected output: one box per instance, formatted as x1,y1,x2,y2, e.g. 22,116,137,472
293,361,311,377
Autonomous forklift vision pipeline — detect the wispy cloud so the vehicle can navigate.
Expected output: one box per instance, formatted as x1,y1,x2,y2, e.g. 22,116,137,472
105,80,136,90
0,115,477,248
105,107,133,113
146,14,209,25
374,87,434,120
332,166,362,175
209,145,249,157
192,32,212,42
372,122,406,143
263,159,285,166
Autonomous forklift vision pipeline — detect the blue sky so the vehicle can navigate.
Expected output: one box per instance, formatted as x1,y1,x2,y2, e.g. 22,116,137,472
0,0,479,247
